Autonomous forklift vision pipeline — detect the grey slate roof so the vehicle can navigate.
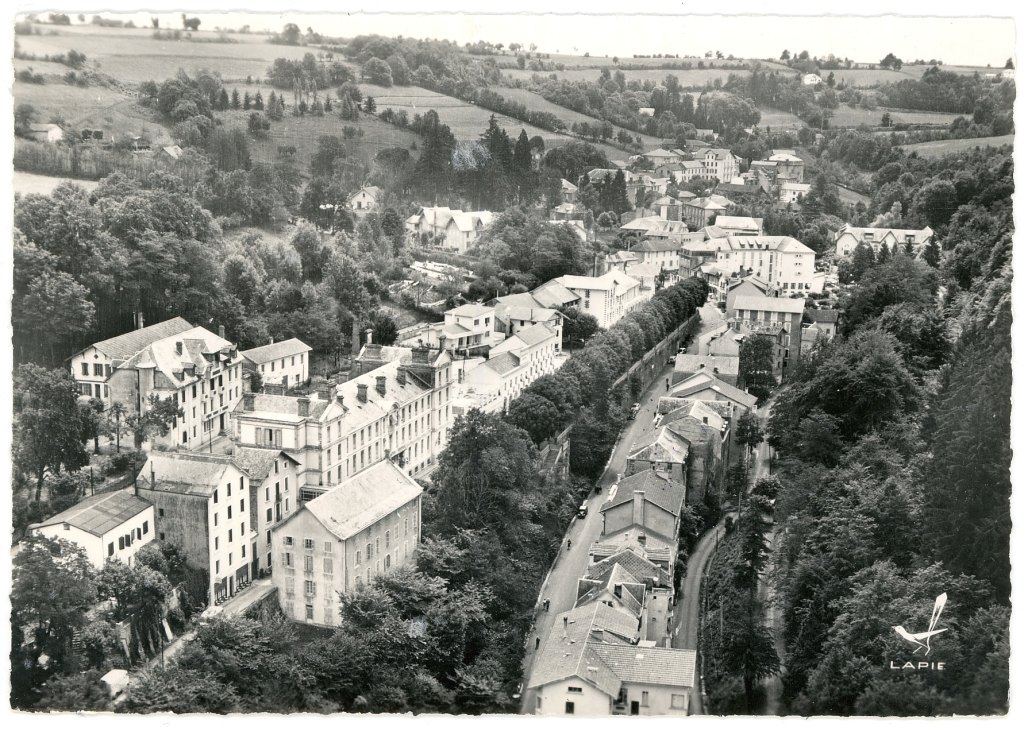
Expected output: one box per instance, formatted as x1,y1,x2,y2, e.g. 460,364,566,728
240,338,312,364
231,448,301,481
590,644,697,688
304,460,422,540
31,489,151,536
82,317,193,361
604,470,686,519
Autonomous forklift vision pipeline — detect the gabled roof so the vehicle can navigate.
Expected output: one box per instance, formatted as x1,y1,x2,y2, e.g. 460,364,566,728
605,250,639,263
661,399,726,431
231,447,301,482
703,148,734,160
668,371,757,409
493,303,560,324
733,294,805,314
80,317,194,361
122,326,238,389
560,178,578,192
513,322,557,347
604,469,686,520
448,303,492,318
138,453,244,498
31,489,151,537
628,426,690,465
633,238,681,253
590,644,696,689
576,563,647,616
673,353,740,376
715,215,763,232
483,351,521,375
241,338,312,365
588,547,671,587
806,308,839,324
527,604,624,696
349,185,381,200
531,281,581,308
304,460,422,540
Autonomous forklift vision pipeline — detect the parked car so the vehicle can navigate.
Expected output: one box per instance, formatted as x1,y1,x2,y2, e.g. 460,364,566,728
577,503,589,518
629,402,641,419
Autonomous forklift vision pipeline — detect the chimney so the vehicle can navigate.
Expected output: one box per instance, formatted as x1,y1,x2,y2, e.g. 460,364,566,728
175,341,183,355
396,366,407,385
336,392,345,408
702,416,708,424
357,383,368,403
412,346,431,365
698,363,705,369
351,320,361,359
137,311,145,330
713,367,719,375
438,333,447,351
297,396,310,418
243,392,255,411
638,532,647,546
375,375,387,396
614,583,623,599
632,489,645,526
218,324,226,340
365,328,373,346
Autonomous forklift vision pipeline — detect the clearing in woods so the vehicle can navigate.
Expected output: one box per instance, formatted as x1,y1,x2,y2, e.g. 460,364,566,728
829,105,964,127
896,134,1015,158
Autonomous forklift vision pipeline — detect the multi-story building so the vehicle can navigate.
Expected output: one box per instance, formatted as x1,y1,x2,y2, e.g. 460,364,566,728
779,182,811,205
459,323,560,411
553,272,648,329
492,303,564,350
232,346,452,500
269,460,422,626
347,185,381,215
730,294,806,374
767,150,805,183
230,447,303,578
833,223,935,258
631,239,681,283
681,195,733,229
241,338,312,390
29,489,155,570
713,216,763,236
137,452,287,603
442,211,495,254
397,304,497,356
700,148,739,183
712,235,817,293
106,325,245,451
561,178,578,203
70,316,194,403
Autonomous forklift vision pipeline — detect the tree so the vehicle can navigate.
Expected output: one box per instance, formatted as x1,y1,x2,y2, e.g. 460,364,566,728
558,305,600,348
230,88,240,109
14,272,96,362
12,535,98,668
880,52,903,71
80,398,105,455
129,394,184,449
36,670,111,711
279,22,301,45
104,401,130,453
505,392,563,444
362,57,394,87
738,334,775,402
14,103,37,134
735,412,764,455
14,364,90,501
98,560,173,660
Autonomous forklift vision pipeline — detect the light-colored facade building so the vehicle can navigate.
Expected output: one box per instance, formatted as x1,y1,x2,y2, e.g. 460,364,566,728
730,294,806,374
347,186,381,214
241,338,312,389
779,182,811,204
712,235,817,293
553,272,648,329
270,460,422,626
833,223,935,258
70,316,194,403
137,452,270,603
29,489,155,570
398,304,499,356
230,447,302,578
460,322,560,411
232,346,452,500
700,148,739,183
442,211,496,254
106,325,244,450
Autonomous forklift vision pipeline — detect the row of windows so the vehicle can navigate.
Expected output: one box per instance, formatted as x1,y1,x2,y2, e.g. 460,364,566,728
106,520,149,555
213,544,245,575
79,382,109,398
80,362,112,377
259,353,304,373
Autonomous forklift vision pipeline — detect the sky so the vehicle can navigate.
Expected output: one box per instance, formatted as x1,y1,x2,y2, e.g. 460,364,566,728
10,1,1018,68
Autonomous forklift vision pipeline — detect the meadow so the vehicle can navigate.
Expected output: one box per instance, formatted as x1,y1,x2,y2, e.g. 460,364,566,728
757,107,805,130
829,105,963,128
501,66,753,87
15,24,311,83
358,82,627,156
897,134,1014,158
12,171,100,196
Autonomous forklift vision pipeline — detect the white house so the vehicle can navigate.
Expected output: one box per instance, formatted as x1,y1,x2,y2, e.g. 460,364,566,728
347,186,381,214
241,338,312,390
70,316,195,402
461,322,560,410
802,73,823,86
30,489,155,570
700,149,739,183
553,271,648,329
779,182,811,205
442,211,495,254
712,235,817,293
27,123,64,143
270,460,422,626
832,223,935,258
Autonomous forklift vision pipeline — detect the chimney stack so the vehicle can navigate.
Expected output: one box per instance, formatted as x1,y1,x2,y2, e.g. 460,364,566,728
357,383,368,403
396,366,407,385
632,489,645,526
375,375,387,396
365,328,373,346
218,324,226,340
175,341,183,355
297,396,310,418
137,311,145,330
336,392,345,408
351,320,361,359
243,392,255,411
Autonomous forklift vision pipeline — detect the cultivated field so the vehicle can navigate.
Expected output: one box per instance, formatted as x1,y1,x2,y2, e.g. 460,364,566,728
218,107,421,167
12,171,100,196
494,86,662,147
501,66,753,87
897,134,1015,158
16,24,312,83
358,83,627,157
829,105,963,128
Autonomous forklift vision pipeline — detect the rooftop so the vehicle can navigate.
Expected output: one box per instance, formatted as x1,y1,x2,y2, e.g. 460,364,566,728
80,317,194,361
304,461,422,540
673,353,740,375
604,469,686,520
241,338,312,365
733,294,806,314
31,489,151,537
667,371,758,409
138,453,242,498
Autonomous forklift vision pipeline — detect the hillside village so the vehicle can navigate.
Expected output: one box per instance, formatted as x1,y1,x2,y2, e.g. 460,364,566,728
9,11,1013,719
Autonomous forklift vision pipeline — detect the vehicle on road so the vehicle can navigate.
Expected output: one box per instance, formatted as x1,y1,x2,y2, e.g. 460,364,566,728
629,402,641,419
577,503,589,518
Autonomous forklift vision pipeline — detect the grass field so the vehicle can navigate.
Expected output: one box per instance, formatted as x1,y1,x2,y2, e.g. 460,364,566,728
501,66,752,87
897,134,1014,158
12,171,100,196
758,107,806,129
494,86,661,146
358,83,627,156
829,105,963,128
16,25,312,83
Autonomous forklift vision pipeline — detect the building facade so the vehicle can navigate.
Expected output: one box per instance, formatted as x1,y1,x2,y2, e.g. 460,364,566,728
241,338,312,389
